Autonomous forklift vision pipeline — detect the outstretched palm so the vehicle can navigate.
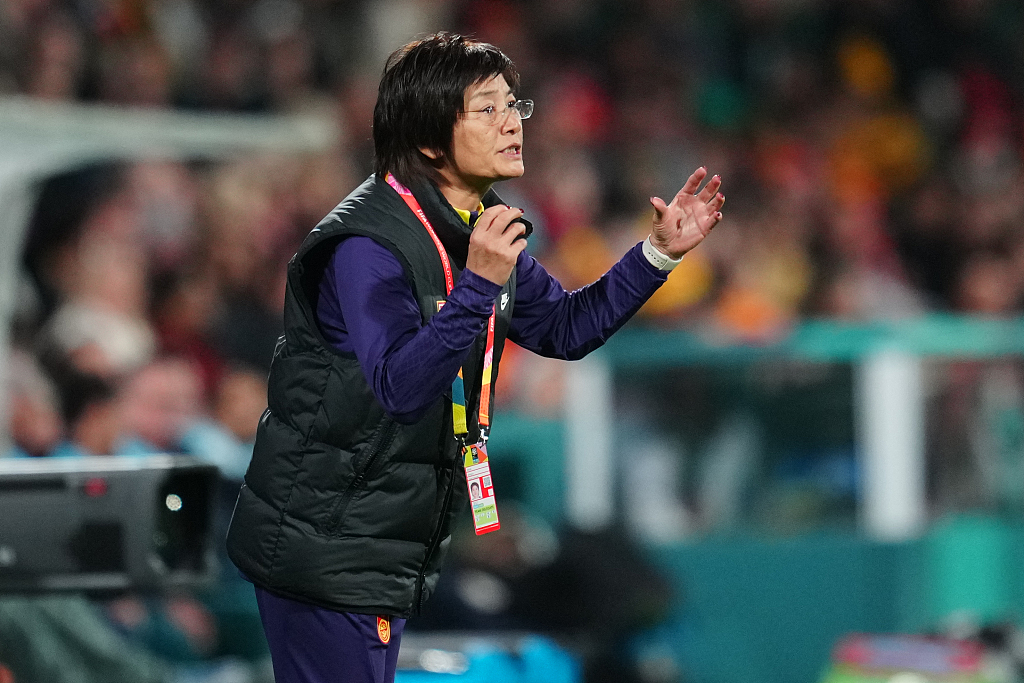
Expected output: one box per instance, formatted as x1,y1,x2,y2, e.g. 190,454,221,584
649,167,725,259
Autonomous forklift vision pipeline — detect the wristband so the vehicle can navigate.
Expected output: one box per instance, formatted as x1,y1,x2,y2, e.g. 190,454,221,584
643,236,683,271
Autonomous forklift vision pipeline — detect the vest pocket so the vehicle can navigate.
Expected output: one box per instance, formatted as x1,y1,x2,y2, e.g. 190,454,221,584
322,417,399,536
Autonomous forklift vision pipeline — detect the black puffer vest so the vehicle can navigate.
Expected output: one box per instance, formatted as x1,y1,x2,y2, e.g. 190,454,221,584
226,174,524,617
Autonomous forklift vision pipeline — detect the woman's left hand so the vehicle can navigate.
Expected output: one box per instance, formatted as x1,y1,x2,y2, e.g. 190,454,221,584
649,167,725,259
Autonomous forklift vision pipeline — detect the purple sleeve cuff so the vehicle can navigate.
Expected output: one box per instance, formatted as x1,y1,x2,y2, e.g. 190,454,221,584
442,268,502,332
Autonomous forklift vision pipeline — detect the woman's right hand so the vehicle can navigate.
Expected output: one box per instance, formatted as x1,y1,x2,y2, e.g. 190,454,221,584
466,205,527,285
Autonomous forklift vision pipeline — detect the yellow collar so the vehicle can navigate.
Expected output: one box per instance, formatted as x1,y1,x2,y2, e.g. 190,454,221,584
454,203,486,226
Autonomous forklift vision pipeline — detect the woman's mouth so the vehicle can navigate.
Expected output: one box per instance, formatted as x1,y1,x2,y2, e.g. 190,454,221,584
501,144,522,158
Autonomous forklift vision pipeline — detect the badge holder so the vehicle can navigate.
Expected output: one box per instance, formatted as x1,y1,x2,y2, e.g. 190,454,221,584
463,440,499,534
452,368,500,536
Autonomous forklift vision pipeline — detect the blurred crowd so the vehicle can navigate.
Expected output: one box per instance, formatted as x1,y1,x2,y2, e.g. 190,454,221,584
3,0,1024,426
5,0,1024,438
4,0,1024,679
4,0,1024,481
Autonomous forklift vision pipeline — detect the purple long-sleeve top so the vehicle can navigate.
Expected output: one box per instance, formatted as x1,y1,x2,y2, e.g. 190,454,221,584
316,236,667,424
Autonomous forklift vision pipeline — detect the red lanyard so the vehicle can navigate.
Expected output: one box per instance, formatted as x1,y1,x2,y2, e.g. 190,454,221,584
385,173,497,437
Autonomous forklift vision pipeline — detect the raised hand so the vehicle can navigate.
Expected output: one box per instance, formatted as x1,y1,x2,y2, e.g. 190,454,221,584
649,167,725,259
466,205,528,285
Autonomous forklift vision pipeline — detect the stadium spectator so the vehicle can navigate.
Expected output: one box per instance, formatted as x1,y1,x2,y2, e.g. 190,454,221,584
48,370,122,458
4,350,62,458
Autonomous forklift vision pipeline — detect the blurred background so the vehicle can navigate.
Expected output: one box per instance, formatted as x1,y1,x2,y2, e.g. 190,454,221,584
3,0,1024,682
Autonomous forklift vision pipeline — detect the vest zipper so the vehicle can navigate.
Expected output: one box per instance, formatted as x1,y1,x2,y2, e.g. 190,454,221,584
416,455,458,612
326,418,398,535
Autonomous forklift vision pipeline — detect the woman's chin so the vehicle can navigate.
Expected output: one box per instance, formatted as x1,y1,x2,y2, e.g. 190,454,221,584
497,162,525,180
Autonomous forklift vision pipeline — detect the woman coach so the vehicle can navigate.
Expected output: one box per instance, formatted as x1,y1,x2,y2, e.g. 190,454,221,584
226,31,725,683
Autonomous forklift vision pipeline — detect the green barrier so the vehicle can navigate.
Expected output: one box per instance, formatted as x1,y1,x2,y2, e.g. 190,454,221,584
640,517,1024,683
603,315,1024,366
485,414,564,526
648,534,917,683
925,515,1015,626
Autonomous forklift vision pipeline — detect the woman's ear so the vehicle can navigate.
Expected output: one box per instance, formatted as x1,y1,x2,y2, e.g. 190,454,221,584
418,148,446,170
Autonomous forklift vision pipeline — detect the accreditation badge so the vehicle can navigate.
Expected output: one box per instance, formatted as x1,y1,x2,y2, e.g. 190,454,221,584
463,442,500,535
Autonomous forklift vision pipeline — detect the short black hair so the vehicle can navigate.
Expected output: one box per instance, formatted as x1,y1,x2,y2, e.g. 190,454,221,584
373,32,520,186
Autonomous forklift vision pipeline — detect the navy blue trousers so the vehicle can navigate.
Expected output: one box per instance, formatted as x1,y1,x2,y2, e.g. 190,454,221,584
255,587,406,683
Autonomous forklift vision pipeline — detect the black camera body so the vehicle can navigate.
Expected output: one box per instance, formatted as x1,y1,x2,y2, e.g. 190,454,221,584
0,455,218,593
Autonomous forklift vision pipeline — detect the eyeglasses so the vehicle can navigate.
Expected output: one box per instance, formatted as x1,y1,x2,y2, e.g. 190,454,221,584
464,99,534,125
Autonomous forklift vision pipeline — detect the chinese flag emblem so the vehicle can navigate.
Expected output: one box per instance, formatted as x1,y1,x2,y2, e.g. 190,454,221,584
377,616,391,644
